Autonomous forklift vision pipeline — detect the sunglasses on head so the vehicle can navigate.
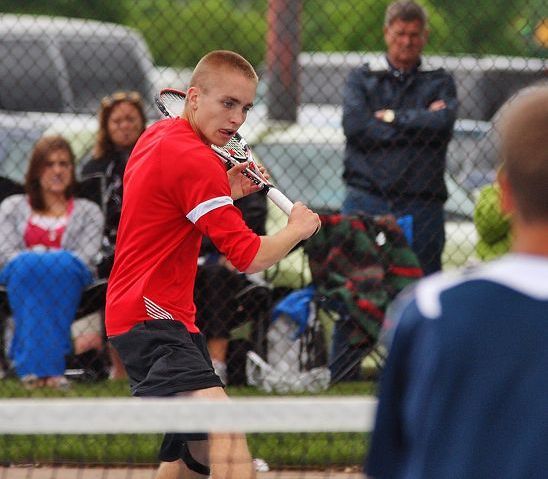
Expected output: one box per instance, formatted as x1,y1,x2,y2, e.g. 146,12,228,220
101,91,143,108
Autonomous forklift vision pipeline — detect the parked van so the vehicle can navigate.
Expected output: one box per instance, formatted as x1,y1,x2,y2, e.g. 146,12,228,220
0,14,156,115
0,14,158,182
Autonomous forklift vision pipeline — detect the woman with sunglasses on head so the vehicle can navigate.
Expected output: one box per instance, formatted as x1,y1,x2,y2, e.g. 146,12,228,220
0,136,104,389
81,91,147,279
80,91,147,380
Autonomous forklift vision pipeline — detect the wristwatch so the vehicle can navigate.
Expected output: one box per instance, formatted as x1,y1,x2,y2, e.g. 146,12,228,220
382,109,395,123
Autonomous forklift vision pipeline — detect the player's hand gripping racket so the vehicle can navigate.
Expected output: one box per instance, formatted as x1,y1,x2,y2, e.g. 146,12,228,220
155,88,294,216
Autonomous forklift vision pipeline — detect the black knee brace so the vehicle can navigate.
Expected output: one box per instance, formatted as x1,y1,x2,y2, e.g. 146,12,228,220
180,441,211,476
159,433,210,476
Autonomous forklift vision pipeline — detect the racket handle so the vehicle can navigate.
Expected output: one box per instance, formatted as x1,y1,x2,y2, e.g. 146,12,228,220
265,187,294,216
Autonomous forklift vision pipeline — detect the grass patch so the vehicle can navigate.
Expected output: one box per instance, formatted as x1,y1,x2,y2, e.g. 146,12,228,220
0,379,375,467
1,433,369,468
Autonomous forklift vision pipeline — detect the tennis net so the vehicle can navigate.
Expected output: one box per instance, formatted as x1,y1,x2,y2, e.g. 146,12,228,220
0,396,377,478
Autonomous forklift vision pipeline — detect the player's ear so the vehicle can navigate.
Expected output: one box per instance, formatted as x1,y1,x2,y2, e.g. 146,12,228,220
186,86,199,110
498,168,514,216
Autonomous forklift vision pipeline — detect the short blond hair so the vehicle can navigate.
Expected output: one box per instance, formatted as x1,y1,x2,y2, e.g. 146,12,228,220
499,85,548,221
189,50,258,91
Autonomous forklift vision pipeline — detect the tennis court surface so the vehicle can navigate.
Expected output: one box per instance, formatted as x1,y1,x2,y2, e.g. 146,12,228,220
0,466,364,478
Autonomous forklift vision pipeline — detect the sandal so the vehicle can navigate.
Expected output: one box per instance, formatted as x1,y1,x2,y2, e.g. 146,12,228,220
44,376,71,391
21,374,45,390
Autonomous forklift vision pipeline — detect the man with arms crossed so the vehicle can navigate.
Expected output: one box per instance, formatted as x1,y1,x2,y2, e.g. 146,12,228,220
341,0,457,276
105,50,320,479
334,0,457,381
365,85,548,478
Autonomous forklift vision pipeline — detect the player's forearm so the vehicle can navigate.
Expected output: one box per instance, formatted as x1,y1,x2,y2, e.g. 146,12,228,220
244,227,302,273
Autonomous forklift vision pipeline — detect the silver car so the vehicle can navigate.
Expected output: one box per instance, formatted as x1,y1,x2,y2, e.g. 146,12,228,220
249,106,490,269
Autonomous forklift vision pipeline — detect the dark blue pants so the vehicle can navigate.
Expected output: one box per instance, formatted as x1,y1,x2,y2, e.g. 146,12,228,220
0,251,92,378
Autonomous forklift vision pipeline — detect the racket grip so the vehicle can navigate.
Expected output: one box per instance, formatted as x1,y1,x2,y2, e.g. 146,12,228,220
266,187,294,216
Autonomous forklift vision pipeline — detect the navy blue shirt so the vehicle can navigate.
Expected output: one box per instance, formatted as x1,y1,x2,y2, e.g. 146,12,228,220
366,254,548,479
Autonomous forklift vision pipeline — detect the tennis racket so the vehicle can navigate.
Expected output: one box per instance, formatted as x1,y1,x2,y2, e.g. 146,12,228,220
155,87,294,216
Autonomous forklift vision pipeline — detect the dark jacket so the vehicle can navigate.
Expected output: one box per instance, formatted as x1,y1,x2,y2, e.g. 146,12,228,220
342,58,457,202
81,149,131,277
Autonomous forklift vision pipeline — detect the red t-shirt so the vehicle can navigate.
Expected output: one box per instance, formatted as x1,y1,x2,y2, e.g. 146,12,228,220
105,118,261,336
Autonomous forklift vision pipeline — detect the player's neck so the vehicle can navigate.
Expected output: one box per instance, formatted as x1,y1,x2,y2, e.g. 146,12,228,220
511,223,548,256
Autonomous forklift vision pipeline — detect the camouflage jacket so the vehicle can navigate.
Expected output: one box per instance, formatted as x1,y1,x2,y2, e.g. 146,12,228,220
304,213,423,347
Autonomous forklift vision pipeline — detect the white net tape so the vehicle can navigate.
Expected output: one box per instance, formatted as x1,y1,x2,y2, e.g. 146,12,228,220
0,396,377,434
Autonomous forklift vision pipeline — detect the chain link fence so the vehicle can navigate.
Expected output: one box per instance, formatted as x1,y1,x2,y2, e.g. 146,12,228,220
0,0,546,405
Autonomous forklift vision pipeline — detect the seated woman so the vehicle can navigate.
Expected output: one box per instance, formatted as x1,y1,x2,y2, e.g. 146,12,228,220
0,136,104,389
80,90,147,380
81,90,146,279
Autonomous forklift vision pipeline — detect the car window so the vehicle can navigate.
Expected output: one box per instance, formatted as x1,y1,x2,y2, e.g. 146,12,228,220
447,120,494,192
60,39,150,113
444,175,475,220
0,39,64,112
0,126,44,182
253,142,345,213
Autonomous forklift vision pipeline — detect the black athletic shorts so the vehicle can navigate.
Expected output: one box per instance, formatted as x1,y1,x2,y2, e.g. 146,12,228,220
109,319,223,397
109,319,223,460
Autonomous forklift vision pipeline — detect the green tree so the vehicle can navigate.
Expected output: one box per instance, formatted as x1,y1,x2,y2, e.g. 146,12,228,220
0,0,541,67
0,0,127,23
125,0,267,68
299,0,535,56
432,0,533,55
302,0,385,52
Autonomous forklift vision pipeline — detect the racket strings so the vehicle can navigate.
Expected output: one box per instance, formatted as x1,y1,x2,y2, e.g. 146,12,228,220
159,92,185,117
222,136,248,161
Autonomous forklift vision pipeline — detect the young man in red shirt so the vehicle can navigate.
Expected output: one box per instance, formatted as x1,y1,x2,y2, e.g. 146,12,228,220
105,50,320,478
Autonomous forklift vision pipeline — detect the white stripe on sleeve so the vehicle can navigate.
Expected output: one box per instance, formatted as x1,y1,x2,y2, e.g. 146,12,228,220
186,196,233,224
